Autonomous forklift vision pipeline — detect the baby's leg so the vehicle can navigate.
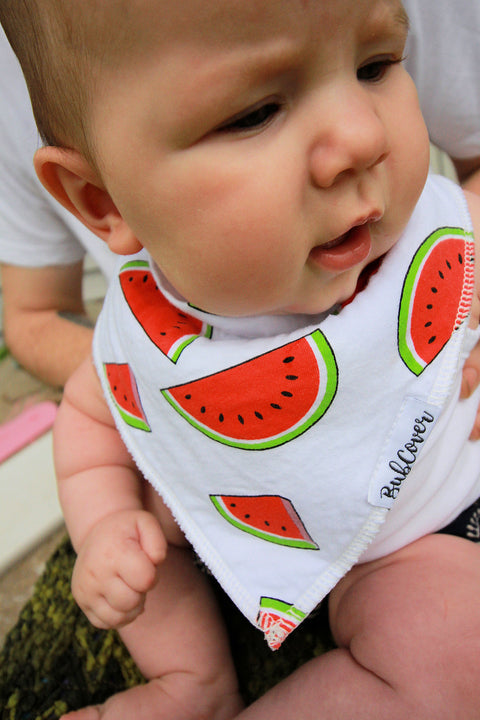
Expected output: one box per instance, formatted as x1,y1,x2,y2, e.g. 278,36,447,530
62,545,243,720
236,533,480,720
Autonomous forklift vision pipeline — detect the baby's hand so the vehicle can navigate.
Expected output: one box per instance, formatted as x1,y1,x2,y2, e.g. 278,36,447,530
468,280,480,331
72,509,167,629
462,275,480,439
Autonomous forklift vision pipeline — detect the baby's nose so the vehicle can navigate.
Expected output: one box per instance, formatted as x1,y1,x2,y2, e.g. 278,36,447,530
309,87,389,188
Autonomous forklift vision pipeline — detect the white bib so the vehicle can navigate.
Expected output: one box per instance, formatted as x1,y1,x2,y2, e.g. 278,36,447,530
93,175,478,649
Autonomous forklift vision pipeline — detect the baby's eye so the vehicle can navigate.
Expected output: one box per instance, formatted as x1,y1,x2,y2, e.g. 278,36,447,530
357,57,403,83
216,100,282,133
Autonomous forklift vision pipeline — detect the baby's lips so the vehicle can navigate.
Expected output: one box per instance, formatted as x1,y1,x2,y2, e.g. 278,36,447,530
308,223,372,272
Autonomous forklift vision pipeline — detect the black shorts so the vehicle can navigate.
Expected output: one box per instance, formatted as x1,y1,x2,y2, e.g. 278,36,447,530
437,497,480,542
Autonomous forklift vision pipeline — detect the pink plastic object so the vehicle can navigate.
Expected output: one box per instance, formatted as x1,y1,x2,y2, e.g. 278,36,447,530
0,401,58,464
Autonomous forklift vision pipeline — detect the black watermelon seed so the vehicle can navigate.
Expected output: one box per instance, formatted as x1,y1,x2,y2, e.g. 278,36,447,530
281,526,287,532
255,411,264,420
281,391,293,397
229,502,236,508
160,332,166,336
271,403,282,410
458,253,463,264
200,406,206,414
446,260,452,270
264,521,270,526
185,394,191,400
113,385,117,391
428,336,437,345
219,414,224,422
438,271,444,279
431,287,438,293
286,375,298,380
143,274,148,282
244,514,250,519
427,304,433,309
283,356,295,363
238,415,245,424
425,322,432,328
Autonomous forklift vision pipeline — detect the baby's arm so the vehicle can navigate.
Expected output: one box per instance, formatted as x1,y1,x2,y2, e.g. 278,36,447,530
54,357,167,629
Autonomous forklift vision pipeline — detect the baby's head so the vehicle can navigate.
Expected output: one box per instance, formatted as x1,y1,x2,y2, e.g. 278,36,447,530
1,0,430,317
0,1,158,170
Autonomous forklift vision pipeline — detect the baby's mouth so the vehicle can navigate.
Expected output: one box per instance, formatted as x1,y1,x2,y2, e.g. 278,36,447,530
309,222,375,273
320,231,352,250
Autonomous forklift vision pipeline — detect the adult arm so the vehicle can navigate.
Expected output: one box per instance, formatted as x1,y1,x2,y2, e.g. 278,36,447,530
1,260,94,387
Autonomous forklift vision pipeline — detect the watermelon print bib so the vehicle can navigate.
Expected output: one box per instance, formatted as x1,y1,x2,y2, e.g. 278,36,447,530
93,175,479,650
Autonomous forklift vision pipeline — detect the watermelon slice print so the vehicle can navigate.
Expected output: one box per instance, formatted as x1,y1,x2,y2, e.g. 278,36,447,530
257,597,306,650
104,363,150,432
161,329,337,450
119,260,212,363
398,228,475,376
210,494,318,550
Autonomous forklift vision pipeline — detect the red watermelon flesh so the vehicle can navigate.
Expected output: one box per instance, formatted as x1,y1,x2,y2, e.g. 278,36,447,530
119,260,211,363
398,230,475,375
257,597,306,649
210,494,318,549
104,363,150,432
161,330,337,450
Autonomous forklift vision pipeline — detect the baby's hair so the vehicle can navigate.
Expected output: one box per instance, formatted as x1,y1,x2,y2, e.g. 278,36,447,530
0,0,137,166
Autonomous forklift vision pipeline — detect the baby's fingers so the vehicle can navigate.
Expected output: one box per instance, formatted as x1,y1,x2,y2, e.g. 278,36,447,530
83,577,147,628
136,511,167,565
119,538,161,593
85,596,144,630
106,575,147,613
461,341,480,399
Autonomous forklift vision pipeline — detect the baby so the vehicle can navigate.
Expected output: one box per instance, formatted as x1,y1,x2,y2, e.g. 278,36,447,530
3,1,480,719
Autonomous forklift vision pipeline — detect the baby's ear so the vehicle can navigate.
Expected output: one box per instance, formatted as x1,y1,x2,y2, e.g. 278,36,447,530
34,147,142,255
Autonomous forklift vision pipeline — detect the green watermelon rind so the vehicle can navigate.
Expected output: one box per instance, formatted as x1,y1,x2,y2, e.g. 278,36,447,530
120,259,150,272
259,597,306,622
115,404,151,432
209,495,319,550
168,333,205,364
398,227,473,376
257,597,306,647
103,364,151,432
160,329,338,450
119,260,213,363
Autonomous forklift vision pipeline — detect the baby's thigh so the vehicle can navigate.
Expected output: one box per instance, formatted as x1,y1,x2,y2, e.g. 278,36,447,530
329,534,480,715
142,481,187,546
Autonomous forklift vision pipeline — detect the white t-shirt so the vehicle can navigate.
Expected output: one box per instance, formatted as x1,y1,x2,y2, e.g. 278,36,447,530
403,0,480,159
0,2,480,270
0,27,115,277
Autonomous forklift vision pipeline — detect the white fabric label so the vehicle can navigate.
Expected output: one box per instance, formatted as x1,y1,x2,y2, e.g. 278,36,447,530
368,397,440,509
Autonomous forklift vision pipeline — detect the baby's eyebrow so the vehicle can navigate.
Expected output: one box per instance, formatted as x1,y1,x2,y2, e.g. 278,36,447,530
372,1,410,43
394,5,410,34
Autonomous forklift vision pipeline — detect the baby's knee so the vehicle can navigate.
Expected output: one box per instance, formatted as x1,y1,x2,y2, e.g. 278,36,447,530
407,625,480,718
